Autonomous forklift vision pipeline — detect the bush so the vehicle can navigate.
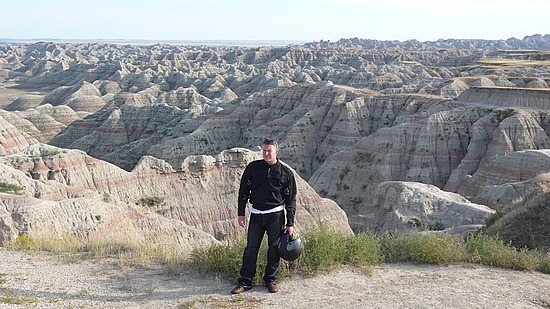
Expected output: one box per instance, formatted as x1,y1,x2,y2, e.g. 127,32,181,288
342,231,381,269
538,253,550,274
466,233,518,268
298,223,347,274
190,225,550,282
136,196,165,207
0,182,24,195
380,232,466,264
190,232,269,285
7,234,36,251
484,211,504,227
466,233,550,273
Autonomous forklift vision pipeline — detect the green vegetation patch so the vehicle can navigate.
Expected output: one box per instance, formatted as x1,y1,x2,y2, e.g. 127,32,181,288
0,291,38,305
0,273,8,285
0,182,24,195
6,234,36,251
137,196,165,207
191,223,550,281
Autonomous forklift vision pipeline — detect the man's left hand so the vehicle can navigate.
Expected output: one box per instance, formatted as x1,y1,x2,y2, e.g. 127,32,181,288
285,226,294,236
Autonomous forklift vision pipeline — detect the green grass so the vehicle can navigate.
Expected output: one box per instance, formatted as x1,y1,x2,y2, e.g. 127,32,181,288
466,232,544,271
380,231,467,264
5,223,550,287
0,273,7,285
0,272,38,306
190,223,550,280
189,231,270,285
0,182,24,195
0,291,38,305
5,233,186,271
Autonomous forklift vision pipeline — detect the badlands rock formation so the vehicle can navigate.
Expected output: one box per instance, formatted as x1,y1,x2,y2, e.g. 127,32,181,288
0,144,350,250
0,34,549,250
350,181,495,234
484,173,550,252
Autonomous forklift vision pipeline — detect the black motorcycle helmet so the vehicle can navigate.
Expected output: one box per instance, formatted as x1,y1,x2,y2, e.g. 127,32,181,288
277,230,303,261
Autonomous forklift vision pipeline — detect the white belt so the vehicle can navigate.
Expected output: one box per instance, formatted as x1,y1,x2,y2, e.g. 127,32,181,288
251,205,285,214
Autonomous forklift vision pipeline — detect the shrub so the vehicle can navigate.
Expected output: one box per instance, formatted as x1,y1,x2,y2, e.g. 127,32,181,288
466,233,518,268
538,253,550,274
39,149,61,157
190,222,382,280
0,182,24,195
466,232,550,273
484,211,504,227
381,232,466,264
190,232,269,285
342,231,381,271
379,232,409,263
7,234,36,251
512,247,543,272
6,222,549,286
137,196,165,207
298,223,347,274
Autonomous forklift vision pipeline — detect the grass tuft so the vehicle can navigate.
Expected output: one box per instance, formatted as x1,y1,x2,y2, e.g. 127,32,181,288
0,291,38,305
380,232,467,265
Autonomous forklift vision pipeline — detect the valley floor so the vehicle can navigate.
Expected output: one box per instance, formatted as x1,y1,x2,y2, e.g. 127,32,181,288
0,248,548,308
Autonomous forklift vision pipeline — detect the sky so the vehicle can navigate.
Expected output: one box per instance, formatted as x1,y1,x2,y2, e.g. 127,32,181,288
2,0,549,42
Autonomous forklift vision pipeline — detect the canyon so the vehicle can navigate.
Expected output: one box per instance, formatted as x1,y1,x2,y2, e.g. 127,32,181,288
0,34,549,252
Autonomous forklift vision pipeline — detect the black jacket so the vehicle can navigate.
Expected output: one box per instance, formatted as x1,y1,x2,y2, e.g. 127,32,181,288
238,159,297,226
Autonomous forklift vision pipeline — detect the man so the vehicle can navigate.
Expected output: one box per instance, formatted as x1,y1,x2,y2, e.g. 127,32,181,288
231,138,297,294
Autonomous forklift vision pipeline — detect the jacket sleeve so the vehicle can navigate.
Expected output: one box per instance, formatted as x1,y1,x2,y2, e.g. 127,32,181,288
237,164,252,216
283,169,297,226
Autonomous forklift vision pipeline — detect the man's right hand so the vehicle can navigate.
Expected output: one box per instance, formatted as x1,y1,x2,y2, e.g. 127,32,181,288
237,215,246,227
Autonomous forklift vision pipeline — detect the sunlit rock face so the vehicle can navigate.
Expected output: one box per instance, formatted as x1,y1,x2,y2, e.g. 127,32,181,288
357,181,495,234
0,145,351,248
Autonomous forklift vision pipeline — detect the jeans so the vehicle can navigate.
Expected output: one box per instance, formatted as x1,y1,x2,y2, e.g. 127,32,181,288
238,211,285,286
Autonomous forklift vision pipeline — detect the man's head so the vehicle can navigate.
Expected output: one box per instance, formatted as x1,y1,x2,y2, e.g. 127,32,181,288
262,138,278,165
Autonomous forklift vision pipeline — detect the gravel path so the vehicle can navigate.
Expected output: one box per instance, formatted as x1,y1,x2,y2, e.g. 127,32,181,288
1,248,549,308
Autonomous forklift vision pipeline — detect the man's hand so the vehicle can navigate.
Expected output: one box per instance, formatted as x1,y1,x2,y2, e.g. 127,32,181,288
285,225,294,236
237,215,246,227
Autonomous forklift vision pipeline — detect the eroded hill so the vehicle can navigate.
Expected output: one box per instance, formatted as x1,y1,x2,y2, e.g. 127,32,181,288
0,35,549,250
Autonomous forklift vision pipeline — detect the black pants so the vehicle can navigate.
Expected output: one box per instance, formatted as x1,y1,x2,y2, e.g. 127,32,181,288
238,211,284,286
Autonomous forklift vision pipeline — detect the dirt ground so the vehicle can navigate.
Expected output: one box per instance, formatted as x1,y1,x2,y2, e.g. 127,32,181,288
0,248,549,308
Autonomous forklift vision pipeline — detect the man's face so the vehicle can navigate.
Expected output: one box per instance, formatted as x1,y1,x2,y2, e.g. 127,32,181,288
262,144,278,164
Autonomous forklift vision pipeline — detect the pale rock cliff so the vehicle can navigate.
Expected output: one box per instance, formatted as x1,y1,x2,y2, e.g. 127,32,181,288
0,193,218,252
458,149,550,207
350,181,495,234
0,113,33,155
472,172,550,212
4,94,44,111
484,174,550,251
456,87,550,110
309,95,550,232
0,144,351,248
